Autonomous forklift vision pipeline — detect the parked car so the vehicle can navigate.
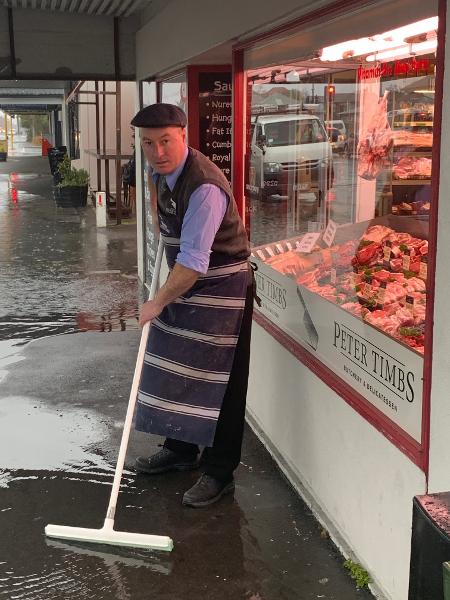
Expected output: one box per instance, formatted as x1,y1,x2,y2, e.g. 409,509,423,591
249,112,334,202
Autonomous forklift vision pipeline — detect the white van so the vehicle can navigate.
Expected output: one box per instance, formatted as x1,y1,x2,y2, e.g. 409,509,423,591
249,113,333,201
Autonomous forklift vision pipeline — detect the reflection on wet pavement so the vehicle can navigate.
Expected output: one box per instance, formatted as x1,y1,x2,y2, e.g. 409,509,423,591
0,159,140,343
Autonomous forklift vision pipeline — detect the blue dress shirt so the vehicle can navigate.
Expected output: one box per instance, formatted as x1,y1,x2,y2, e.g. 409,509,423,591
153,148,228,274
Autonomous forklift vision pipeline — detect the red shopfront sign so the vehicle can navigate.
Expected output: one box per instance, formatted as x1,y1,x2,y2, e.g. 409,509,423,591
357,58,431,80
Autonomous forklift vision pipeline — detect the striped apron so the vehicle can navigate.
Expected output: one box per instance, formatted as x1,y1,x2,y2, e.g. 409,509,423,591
136,180,249,447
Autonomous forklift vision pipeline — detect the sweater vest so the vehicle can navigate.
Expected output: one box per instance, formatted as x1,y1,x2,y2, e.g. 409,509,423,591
159,147,250,260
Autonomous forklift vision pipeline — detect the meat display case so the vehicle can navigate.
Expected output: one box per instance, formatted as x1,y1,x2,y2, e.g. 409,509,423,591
251,215,428,442
388,112,434,216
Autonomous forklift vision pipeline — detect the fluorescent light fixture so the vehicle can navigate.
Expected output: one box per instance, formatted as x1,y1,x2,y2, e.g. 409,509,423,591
320,16,438,61
389,17,438,41
366,39,438,62
321,38,400,61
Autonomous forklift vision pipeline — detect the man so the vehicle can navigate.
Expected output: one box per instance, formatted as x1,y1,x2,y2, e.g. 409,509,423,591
131,103,253,508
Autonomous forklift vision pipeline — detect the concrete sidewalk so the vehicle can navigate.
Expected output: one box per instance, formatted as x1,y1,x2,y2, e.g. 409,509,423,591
0,151,373,599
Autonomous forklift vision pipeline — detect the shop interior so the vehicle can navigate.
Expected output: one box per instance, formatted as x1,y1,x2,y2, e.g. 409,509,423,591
246,15,437,355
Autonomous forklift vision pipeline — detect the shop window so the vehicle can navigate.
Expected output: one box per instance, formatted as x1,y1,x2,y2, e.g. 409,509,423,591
142,80,157,108
161,76,187,115
245,9,438,446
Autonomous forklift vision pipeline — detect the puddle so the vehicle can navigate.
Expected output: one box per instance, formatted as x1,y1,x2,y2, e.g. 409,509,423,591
0,396,113,479
0,339,26,383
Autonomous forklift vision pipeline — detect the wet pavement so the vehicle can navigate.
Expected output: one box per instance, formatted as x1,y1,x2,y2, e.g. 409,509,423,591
0,145,373,599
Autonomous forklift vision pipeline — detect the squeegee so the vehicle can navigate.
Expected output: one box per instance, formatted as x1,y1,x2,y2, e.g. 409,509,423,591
46,239,172,552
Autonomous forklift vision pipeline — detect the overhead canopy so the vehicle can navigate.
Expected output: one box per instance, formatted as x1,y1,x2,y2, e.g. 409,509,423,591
0,104,61,115
0,0,169,80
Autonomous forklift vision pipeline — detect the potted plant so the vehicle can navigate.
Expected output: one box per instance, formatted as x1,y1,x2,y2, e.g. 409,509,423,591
54,155,89,207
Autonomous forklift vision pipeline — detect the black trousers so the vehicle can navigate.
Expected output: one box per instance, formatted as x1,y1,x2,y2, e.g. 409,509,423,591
164,278,254,481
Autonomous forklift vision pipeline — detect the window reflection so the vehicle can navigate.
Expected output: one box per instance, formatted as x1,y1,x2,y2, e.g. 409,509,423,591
246,16,437,358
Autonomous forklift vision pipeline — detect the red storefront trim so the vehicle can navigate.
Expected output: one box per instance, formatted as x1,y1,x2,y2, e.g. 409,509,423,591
232,49,245,220
253,311,424,470
234,0,446,473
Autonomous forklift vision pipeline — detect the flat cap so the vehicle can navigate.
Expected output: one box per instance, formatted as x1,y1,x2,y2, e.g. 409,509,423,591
131,103,187,128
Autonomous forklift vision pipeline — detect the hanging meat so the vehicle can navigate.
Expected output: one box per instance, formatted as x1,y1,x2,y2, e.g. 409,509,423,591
357,91,393,180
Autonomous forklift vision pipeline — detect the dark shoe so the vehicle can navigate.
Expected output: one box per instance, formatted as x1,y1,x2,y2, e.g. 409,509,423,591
135,448,198,475
182,474,235,508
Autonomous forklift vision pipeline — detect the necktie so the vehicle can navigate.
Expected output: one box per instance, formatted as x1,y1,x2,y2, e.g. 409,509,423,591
158,175,169,210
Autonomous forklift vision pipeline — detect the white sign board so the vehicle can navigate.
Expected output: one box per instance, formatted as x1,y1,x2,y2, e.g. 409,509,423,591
254,258,423,442
322,219,338,247
95,192,107,227
296,232,321,254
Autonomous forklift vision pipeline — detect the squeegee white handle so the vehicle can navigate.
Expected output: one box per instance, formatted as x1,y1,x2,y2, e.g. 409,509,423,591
103,237,164,529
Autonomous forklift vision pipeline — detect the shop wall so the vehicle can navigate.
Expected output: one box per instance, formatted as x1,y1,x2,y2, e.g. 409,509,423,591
73,81,97,188
120,82,137,155
135,0,334,78
428,1,450,493
73,81,135,194
247,324,426,600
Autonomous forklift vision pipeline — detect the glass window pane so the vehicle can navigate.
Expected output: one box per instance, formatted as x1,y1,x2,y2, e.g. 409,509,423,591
245,9,438,438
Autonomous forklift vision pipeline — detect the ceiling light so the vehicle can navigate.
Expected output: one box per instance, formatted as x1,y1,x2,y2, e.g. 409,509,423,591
366,39,438,62
320,16,438,61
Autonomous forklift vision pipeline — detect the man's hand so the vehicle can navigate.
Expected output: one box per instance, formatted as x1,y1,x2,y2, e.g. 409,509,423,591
139,263,200,328
139,300,163,327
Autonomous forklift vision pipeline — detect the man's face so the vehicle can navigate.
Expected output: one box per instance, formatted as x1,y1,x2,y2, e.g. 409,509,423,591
140,126,186,175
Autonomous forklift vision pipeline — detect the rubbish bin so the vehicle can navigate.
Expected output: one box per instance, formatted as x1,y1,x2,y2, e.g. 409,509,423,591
48,146,67,184
409,493,450,599
444,562,450,600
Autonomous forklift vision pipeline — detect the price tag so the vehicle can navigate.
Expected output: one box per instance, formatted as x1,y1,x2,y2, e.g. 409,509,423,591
293,182,310,191
330,268,337,284
383,243,392,262
377,282,386,305
296,232,321,254
419,258,428,280
402,249,411,271
322,219,338,248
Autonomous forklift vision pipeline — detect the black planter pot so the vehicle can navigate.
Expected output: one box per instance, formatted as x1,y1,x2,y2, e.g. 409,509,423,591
54,185,88,207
